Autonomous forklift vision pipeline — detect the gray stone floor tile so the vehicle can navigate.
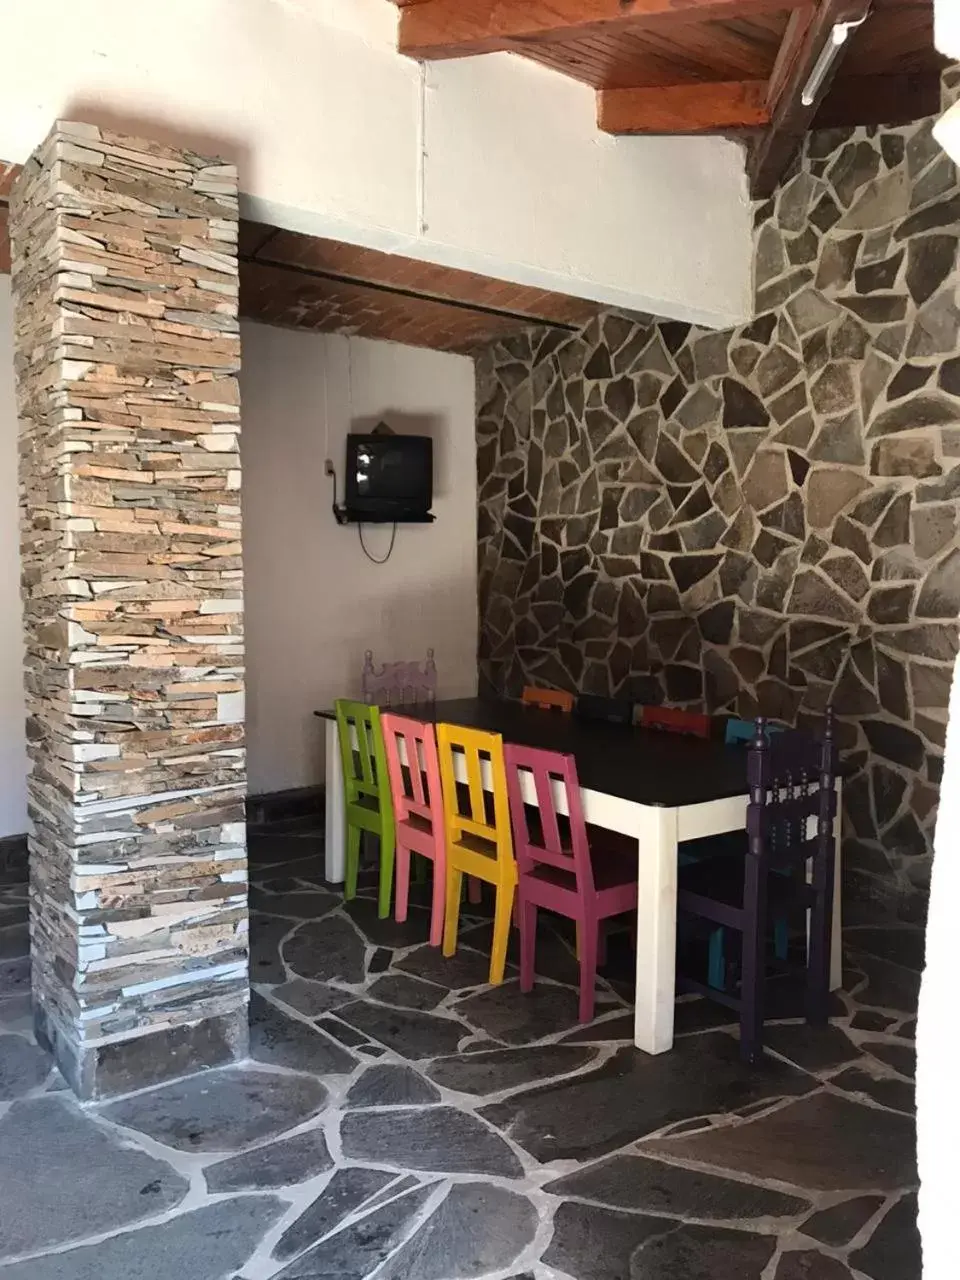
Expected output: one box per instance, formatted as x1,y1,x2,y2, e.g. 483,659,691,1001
644,1091,917,1191
0,1032,52,1098
397,942,502,990
283,916,367,984
545,1151,808,1220
453,981,585,1045
763,1023,861,1072
0,1198,285,1280
204,1129,334,1193
273,1167,398,1261
830,1067,915,1115
543,1200,677,1280
480,1035,813,1163
800,1195,885,1246
343,898,432,948
250,888,339,920
367,973,446,1010
849,1192,921,1280
101,1065,329,1153
0,1097,188,1259
268,978,353,1018
427,1044,597,1096
249,992,358,1075
273,1184,434,1279
863,1039,916,1079
775,1248,854,1278
249,913,296,983
376,1182,538,1280
336,999,470,1058
341,1105,524,1177
346,1063,442,1107
631,1223,778,1279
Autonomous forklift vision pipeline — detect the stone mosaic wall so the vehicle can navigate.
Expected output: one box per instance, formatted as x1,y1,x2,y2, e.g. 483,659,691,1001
10,122,247,1098
477,105,960,921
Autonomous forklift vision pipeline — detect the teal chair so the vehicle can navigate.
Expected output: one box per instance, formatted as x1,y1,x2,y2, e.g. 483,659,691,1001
725,717,785,746
334,699,395,918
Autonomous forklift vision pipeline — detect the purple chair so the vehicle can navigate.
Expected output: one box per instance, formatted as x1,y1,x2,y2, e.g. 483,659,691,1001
677,710,838,1063
503,743,638,1022
362,649,437,707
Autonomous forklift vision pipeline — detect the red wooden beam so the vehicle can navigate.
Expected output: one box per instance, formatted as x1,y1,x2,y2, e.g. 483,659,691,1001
397,0,812,60
599,80,770,134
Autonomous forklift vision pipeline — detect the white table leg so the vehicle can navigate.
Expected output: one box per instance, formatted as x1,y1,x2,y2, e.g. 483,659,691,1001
324,717,345,884
633,805,679,1055
831,777,843,991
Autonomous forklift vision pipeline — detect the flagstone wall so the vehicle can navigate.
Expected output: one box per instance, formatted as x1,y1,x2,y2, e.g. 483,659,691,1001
476,95,960,920
10,121,247,1098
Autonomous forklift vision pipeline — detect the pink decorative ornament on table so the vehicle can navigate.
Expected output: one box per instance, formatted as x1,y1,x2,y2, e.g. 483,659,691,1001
361,649,437,707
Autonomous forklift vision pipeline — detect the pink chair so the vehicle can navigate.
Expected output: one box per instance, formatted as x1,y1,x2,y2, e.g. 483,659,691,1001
503,743,639,1022
381,713,447,946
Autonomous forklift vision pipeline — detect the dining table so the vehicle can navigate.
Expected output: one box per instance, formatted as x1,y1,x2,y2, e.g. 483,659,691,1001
314,697,843,1055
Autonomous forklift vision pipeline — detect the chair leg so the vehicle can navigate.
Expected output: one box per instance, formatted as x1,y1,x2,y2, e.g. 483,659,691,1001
467,878,482,905
394,843,411,925
519,898,537,994
578,919,599,1023
740,858,767,1064
344,823,361,901
377,825,395,920
442,866,464,958
429,855,445,949
490,878,515,986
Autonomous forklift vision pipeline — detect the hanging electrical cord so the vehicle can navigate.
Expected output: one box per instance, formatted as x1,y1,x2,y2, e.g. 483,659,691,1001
357,521,398,564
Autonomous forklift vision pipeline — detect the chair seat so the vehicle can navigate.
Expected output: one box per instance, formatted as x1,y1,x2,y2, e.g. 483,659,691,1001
398,811,437,856
679,854,812,915
526,846,637,895
346,795,385,834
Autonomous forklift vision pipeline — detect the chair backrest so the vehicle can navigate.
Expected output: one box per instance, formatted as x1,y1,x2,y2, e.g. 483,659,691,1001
747,710,838,871
522,686,574,713
381,712,442,828
436,723,513,865
724,717,786,746
362,649,437,707
503,743,592,894
334,699,390,813
575,694,634,726
640,705,712,739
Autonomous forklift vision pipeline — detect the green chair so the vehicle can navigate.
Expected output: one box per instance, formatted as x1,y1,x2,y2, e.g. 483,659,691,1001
334,699,395,918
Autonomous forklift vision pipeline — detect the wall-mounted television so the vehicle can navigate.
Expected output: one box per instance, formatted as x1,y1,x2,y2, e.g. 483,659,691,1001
344,433,434,523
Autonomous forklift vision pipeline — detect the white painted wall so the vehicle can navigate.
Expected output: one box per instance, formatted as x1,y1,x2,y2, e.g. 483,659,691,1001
1,0,753,328
241,321,478,795
0,280,29,837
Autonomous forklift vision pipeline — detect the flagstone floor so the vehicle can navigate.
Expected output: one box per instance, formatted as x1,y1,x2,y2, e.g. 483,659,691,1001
0,816,921,1280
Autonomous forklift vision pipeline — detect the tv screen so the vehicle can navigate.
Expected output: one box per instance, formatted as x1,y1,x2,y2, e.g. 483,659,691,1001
345,433,433,519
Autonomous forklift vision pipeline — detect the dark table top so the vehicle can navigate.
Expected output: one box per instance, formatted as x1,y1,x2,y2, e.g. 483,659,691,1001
316,697,761,809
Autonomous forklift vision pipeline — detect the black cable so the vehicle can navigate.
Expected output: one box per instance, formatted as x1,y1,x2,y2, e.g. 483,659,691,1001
358,521,397,564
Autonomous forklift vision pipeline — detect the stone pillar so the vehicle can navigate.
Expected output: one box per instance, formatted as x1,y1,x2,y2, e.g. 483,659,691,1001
10,121,247,1099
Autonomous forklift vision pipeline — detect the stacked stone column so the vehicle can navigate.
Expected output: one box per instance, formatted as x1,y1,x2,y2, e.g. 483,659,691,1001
10,121,248,1098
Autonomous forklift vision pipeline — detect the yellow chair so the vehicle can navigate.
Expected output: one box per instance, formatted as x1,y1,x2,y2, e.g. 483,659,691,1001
436,723,517,985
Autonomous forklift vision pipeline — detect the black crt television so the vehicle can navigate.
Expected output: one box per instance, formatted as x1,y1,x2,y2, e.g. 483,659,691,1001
344,433,434,522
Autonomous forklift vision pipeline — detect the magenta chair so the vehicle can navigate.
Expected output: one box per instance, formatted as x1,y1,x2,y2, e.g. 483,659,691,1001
503,743,638,1022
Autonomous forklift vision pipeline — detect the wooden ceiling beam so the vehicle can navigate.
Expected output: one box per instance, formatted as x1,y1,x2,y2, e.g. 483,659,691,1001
397,0,811,61
599,80,770,134
749,0,872,198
